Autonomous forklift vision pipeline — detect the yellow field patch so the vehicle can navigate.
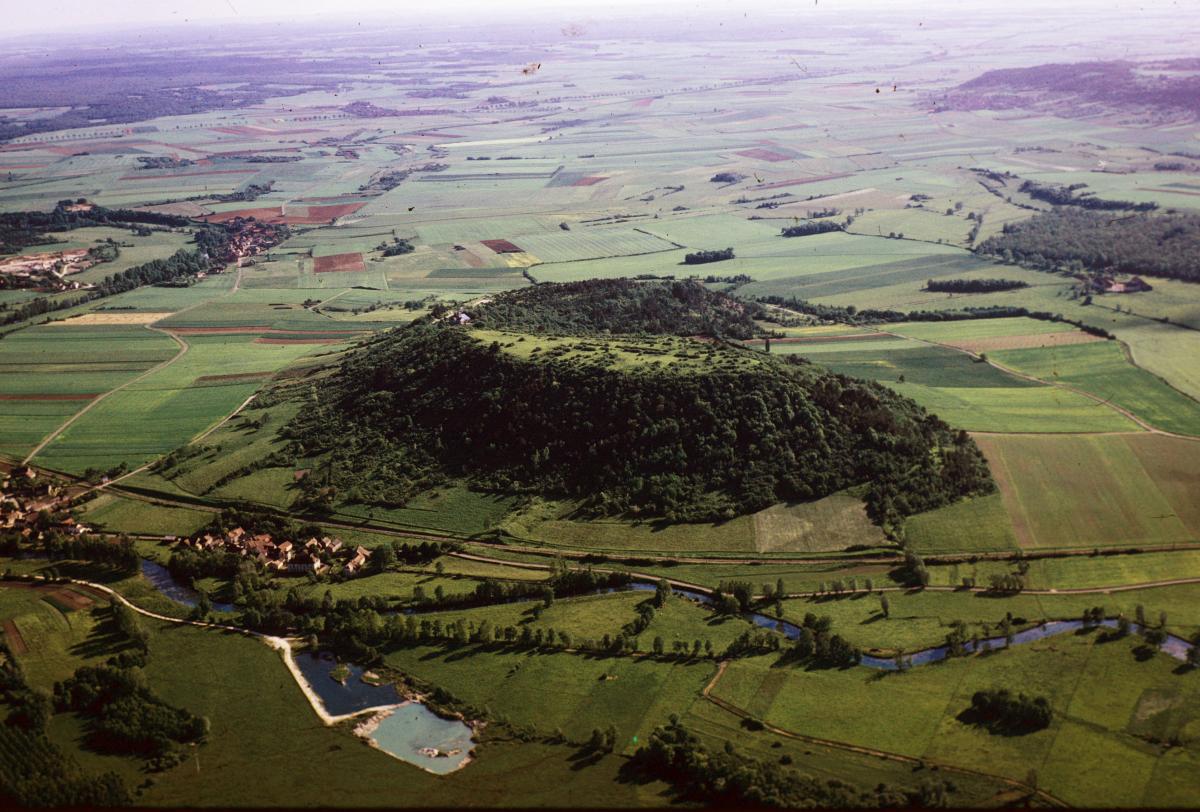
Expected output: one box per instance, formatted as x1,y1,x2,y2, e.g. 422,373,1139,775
752,492,886,553
50,311,173,326
950,331,1104,353
502,252,540,268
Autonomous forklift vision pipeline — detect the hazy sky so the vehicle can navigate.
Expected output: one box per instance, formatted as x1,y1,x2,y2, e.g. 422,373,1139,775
4,0,1188,35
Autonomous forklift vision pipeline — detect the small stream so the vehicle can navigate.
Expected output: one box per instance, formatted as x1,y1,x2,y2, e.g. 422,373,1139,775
139,559,236,613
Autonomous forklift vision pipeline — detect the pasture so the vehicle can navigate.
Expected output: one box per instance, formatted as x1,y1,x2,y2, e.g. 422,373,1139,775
713,632,1200,807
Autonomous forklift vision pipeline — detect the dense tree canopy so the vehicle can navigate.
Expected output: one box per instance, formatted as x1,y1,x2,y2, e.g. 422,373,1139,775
465,279,761,339
283,284,992,525
977,209,1200,282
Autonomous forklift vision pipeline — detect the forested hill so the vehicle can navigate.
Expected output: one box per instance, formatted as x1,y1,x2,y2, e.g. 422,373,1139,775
462,279,762,339
283,320,992,526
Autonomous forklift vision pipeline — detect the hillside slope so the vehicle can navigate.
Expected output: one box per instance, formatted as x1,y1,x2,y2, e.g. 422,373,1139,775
282,282,992,525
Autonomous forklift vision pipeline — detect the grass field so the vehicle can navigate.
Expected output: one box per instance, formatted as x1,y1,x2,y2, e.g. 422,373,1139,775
992,341,1200,436
31,335,326,473
0,325,180,459
711,632,1200,807
384,642,715,752
976,434,1200,550
893,381,1139,433
904,493,1020,553
498,496,759,554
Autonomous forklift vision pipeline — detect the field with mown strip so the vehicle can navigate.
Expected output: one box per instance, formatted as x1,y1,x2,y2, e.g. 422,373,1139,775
0,325,181,458
891,382,1139,433
992,341,1200,436
712,632,1200,807
751,491,887,553
31,335,323,473
975,434,1200,549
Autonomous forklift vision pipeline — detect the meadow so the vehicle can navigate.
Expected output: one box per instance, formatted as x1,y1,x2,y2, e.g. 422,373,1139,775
712,632,1200,807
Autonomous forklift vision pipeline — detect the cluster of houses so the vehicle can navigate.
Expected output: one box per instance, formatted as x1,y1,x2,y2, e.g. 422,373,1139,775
176,527,373,577
0,248,97,291
209,218,287,266
0,466,89,537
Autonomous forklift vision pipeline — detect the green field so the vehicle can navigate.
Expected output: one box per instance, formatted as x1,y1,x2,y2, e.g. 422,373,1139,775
992,341,1200,436
31,335,326,473
711,632,1200,807
976,434,1200,549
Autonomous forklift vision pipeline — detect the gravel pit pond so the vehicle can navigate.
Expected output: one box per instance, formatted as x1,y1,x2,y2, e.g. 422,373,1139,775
295,650,475,773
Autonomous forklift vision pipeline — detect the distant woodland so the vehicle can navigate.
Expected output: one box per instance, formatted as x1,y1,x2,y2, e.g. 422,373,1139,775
977,210,1200,282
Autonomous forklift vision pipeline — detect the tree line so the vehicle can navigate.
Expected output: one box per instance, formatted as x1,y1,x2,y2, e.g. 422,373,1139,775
683,248,735,265
1018,180,1157,212
925,278,1028,293
465,279,762,340
626,718,957,808
780,221,843,238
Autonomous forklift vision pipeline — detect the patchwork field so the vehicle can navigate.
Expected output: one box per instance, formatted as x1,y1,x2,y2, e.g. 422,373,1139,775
2,9,1200,809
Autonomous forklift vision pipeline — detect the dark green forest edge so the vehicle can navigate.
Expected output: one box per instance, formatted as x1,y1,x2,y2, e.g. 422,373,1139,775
283,280,992,526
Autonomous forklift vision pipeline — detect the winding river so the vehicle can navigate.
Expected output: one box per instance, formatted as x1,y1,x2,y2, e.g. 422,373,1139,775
139,559,1195,670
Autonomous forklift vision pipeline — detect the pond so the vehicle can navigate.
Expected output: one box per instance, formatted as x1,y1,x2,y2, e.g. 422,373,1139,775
139,559,235,613
293,650,403,716
361,703,476,775
293,650,475,773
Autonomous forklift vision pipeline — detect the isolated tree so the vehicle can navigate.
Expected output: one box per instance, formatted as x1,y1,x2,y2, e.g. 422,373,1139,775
653,635,665,656
880,595,890,618
654,578,672,608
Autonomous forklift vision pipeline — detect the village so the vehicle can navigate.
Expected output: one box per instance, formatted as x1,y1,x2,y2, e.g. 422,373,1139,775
0,465,91,539
176,527,373,577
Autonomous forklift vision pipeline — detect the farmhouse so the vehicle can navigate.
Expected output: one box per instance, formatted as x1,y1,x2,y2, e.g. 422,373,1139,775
1095,275,1153,294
